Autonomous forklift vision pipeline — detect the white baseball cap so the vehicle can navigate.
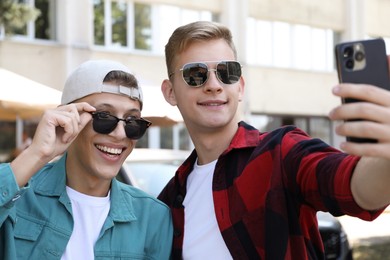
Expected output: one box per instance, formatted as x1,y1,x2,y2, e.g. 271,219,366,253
61,60,143,109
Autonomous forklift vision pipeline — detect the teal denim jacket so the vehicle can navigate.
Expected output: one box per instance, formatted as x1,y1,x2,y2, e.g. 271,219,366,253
0,155,173,259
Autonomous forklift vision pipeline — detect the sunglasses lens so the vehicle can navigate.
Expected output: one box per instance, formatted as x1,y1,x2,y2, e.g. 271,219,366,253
216,61,241,84
124,119,151,139
182,63,208,87
181,61,241,87
91,112,151,139
92,112,118,134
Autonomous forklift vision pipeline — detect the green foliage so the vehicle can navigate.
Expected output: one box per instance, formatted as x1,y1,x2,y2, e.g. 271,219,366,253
0,0,40,35
111,1,127,46
134,3,151,50
353,239,390,260
93,0,104,45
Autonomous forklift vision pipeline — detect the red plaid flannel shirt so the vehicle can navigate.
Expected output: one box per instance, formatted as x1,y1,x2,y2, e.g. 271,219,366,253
158,122,382,259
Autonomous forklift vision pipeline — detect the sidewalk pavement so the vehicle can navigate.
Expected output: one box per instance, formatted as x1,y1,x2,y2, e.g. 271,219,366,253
337,207,390,246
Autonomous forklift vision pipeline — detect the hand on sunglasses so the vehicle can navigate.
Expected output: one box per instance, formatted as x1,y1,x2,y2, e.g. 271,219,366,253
169,60,242,87
89,111,152,140
28,103,96,160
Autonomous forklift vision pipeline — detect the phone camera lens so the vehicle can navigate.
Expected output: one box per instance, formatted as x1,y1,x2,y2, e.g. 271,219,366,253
354,51,365,62
343,46,354,58
345,59,354,70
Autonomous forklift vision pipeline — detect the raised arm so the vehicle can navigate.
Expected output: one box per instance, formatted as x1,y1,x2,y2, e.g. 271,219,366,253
10,102,95,187
329,56,390,210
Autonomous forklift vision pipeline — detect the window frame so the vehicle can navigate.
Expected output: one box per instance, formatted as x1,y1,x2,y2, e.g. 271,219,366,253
0,0,57,42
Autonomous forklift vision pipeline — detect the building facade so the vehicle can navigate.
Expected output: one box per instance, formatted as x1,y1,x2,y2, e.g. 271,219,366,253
1,0,390,149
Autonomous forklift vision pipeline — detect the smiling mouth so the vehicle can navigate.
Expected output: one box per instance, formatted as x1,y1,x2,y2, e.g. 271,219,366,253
96,144,123,156
198,101,227,106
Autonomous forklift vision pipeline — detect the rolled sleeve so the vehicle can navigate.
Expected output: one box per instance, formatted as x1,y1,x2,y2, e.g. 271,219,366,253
333,156,385,220
0,163,27,208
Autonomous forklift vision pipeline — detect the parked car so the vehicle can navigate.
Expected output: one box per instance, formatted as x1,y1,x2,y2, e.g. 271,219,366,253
117,148,190,197
317,211,353,260
117,148,353,260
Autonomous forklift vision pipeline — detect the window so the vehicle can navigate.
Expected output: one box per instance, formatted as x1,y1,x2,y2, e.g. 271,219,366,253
111,1,127,47
93,1,217,54
261,115,332,144
160,126,173,149
4,0,57,40
34,0,55,39
134,3,151,50
273,21,291,68
93,0,104,45
94,0,130,48
0,122,16,157
246,18,335,72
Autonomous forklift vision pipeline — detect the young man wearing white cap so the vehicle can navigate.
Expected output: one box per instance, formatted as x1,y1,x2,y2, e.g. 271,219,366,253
0,60,173,259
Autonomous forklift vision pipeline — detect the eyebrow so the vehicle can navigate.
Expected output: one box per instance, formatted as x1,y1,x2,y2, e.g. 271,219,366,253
94,103,141,114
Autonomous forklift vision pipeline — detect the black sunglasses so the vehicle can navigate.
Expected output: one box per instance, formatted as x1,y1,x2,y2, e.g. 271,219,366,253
89,112,151,140
169,61,242,87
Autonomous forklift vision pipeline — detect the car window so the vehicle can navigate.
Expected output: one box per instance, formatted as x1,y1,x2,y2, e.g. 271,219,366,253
124,162,177,197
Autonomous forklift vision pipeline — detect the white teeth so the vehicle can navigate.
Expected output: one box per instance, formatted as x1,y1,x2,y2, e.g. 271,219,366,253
96,145,122,155
202,103,221,106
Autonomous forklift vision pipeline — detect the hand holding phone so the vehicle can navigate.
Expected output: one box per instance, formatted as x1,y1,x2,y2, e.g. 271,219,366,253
335,38,390,143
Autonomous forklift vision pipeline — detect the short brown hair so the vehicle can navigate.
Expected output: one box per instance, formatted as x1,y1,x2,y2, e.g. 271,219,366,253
103,70,142,109
165,21,237,76
103,70,138,89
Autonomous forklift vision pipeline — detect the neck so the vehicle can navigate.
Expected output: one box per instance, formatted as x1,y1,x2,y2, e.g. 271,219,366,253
188,121,239,165
65,155,112,197
67,177,111,197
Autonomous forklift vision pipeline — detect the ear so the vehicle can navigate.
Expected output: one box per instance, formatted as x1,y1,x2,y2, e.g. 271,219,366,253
238,76,245,102
161,79,177,106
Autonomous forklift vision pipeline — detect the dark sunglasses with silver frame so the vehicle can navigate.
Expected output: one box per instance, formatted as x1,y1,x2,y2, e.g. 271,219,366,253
169,60,242,87
89,111,152,140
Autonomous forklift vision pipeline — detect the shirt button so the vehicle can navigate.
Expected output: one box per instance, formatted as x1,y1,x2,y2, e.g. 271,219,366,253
176,195,184,203
174,229,182,237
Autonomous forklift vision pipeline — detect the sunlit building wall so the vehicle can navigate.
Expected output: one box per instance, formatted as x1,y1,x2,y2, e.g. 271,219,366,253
1,0,390,149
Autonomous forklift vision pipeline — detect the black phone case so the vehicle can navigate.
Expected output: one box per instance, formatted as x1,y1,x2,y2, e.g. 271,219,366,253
335,38,390,143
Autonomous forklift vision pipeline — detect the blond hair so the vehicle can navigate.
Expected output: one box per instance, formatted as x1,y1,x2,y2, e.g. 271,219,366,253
165,21,237,76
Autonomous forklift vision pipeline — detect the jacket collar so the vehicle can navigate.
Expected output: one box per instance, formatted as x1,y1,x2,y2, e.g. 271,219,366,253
228,121,260,150
34,153,136,222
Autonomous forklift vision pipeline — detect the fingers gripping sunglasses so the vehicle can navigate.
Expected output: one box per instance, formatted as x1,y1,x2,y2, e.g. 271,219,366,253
89,111,152,140
169,60,242,87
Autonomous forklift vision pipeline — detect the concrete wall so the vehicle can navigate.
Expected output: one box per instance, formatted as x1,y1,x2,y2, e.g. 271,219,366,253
246,67,340,116
1,0,390,118
0,41,67,90
248,0,345,30
366,0,390,37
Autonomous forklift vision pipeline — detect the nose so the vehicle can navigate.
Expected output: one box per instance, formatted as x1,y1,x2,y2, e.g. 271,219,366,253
109,120,127,139
203,69,223,93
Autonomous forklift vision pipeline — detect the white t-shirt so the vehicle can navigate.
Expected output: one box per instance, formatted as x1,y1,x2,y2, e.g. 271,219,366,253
183,159,232,260
61,187,110,260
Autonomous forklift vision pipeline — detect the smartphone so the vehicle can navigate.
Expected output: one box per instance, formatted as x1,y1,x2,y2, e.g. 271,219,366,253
335,38,390,143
